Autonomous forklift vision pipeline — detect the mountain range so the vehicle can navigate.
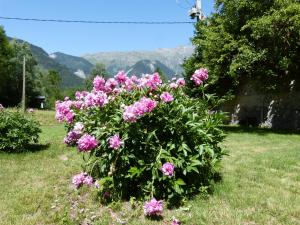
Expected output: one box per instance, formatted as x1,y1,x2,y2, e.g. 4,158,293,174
9,37,194,88
83,46,194,76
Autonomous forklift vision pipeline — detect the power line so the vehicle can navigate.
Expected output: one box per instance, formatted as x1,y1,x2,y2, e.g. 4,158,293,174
0,16,195,25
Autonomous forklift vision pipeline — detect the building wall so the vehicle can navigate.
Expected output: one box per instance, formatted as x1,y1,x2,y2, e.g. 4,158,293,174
222,88,300,130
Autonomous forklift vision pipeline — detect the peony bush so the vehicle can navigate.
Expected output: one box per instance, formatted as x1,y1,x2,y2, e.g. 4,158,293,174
56,69,225,207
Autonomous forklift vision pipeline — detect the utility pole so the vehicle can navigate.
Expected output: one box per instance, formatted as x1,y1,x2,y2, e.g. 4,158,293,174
189,0,203,21
195,0,201,21
22,56,26,113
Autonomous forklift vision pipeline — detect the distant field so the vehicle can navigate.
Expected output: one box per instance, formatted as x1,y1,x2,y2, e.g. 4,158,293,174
0,110,299,225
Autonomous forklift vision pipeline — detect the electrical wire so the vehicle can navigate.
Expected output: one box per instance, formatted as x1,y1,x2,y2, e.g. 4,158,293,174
0,16,195,24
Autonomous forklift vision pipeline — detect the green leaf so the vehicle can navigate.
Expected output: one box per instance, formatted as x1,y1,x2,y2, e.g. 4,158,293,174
175,178,186,186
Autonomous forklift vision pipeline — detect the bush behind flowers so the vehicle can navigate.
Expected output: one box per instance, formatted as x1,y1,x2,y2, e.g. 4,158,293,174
0,110,41,152
57,70,225,205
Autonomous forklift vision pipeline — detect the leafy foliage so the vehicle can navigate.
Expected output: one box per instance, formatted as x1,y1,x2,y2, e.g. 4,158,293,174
0,110,41,152
36,70,63,108
183,0,300,96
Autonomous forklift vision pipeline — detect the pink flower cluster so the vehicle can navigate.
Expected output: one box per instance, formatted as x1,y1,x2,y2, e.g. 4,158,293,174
64,122,85,146
161,162,175,176
139,73,162,90
160,92,174,103
123,97,158,122
169,78,186,89
84,91,108,108
144,198,163,216
93,76,106,91
191,68,209,86
55,100,74,124
77,134,98,152
72,172,94,188
108,134,123,149
55,72,165,124
93,72,135,93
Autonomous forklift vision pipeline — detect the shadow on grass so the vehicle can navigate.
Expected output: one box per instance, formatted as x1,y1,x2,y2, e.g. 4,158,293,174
26,143,51,152
222,125,300,135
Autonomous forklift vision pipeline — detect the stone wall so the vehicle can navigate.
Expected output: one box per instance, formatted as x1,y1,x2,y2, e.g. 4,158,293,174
222,87,300,130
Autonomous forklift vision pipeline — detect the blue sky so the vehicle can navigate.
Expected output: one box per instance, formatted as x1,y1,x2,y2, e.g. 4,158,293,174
0,0,215,56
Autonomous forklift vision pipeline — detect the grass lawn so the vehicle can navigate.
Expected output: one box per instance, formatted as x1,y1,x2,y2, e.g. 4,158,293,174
0,110,299,225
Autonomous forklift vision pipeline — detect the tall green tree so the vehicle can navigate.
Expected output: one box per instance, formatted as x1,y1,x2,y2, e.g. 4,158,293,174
183,0,300,97
0,27,14,105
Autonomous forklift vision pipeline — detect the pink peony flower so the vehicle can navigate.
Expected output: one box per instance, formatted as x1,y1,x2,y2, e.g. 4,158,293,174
65,111,75,124
171,218,181,225
84,91,108,108
124,78,135,91
169,82,178,89
83,175,94,186
176,78,186,87
123,105,138,122
55,100,74,123
73,100,84,109
64,130,81,146
161,162,175,176
77,134,98,152
160,92,174,103
130,75,138,83
114,71,128,84
105,78,118,92
108,134,123,150
93,76,106,91
140,97,157,112
191,68,208,86
72,172,93,188
144,198,163,216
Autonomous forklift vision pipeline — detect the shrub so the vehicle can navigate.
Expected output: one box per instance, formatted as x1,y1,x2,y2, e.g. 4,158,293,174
0,110,41,152
57,70,226,206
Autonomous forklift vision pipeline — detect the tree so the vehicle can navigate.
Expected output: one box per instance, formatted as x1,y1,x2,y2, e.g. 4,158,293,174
0,27,14,106
0,33,40,107
37,70,62,108
183,0,300,97
85,63,110,89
